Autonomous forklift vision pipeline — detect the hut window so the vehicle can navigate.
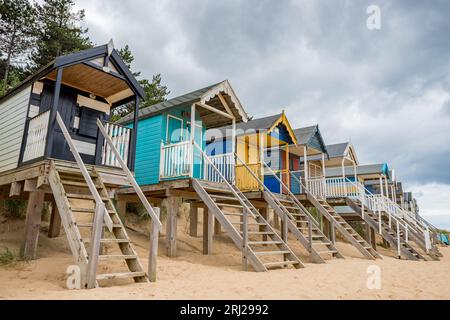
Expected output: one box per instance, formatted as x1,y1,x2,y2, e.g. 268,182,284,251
78,106,103,138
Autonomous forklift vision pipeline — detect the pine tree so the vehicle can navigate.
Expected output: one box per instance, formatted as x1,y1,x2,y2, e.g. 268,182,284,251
112,45,170,120
29,0,92,71
0,0,35,94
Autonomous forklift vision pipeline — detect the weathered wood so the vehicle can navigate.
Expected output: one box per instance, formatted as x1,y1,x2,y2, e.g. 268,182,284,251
166,189,199,200
116,199,127,220
23,179,38,192
259,207,268,243
214,218,221,235
21,190,45,260
115,194,163,205
189,203,198,237
165,196,178,257
97,119,162,230
48,199,61,238
148,208,160,282
9,181,22,197
370,226,377,250
203,207,213,255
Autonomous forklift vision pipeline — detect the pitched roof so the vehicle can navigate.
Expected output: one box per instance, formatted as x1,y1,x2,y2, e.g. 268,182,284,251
117,80,249,128
292,125,328,155
326,142,350,158
206,113,297,145
325,163,391,179
0,43,145,104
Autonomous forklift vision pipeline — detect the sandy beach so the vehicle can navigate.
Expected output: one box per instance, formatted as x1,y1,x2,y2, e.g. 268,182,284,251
0,214,449,300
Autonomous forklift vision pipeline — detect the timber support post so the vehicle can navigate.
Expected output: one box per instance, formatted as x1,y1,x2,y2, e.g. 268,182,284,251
189,203,198,237
203,207,213,255
48,199,61,238
148,208,160,282
165,196,178,257
21,190,45,260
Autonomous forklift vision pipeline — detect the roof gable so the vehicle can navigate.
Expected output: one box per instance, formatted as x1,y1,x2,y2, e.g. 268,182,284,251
118,80,249,128
293,125,328,155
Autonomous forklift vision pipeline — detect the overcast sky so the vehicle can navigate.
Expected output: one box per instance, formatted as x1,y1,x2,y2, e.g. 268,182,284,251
75,0,450,229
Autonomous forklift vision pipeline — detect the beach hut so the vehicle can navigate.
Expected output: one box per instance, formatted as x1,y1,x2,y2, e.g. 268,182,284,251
0,42,161,288
288,125,328,195
117,80,249,186
207,112,297,193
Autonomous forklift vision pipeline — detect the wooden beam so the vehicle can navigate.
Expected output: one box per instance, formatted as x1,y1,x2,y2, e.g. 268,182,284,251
189,203,198,237
217,93,235,118
23,179,38,192
48,199,61,238
166,189,199,200
116,194,163,205
9,182,22,197
203,207,213,255
21,190,45,260
196,102,234,120
165,196,178,257
148,207,160,282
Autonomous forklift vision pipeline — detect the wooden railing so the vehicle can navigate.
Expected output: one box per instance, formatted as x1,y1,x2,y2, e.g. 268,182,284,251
236,163,261,191
307,177,326,199
101,122,132,167
159,140,192,178
22,110,50,162
204,153,234,183
324,177,359,198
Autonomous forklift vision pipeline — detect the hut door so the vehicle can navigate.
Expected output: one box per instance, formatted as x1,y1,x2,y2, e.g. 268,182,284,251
50,89,77,161
187,122,203,179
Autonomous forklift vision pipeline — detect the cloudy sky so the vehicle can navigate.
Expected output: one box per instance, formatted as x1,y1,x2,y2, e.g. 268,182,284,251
74,0,450,228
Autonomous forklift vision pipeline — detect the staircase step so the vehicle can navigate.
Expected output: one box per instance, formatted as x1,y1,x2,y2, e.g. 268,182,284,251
223,212,243,217
61,180,102,188
66,193,110,201
84,238,129,244
242,231,274,235
264,260,298,268
255,250,291,256
99,255,137,261
316,250,338,254
96,272,146,281
217,203,244,209
210,195,238,201
71,207,115,214
248,241,282,245
77,223,122,228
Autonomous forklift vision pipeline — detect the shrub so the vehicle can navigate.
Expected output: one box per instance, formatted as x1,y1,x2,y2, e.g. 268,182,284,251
0,248,15,265
2,199,27,219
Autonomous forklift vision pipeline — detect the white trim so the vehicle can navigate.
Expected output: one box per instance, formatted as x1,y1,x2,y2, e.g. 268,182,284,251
166,114,184,144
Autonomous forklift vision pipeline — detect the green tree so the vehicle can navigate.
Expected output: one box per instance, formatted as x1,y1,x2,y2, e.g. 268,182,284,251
0,0,35,95
112,45,170,121
29,0,92,72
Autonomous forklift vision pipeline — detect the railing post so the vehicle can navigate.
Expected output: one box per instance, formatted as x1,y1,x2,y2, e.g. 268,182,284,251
396,221,401,259
86,202,106,288
242,207,248,271
308,218,313,252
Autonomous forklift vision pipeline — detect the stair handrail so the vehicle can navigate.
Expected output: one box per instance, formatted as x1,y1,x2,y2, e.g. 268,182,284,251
56,112,113,288
233,154,298,223
192,142,257,220
254,159,321,229
96,119,162,230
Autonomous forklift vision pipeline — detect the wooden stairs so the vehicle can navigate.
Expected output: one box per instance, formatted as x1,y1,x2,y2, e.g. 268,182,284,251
346,197,426,261
48,162,148,287
192,179,304,271
263,191,343,263
306,194,381,260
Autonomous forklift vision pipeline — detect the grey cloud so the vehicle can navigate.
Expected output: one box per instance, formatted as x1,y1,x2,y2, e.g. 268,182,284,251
77,0,450,188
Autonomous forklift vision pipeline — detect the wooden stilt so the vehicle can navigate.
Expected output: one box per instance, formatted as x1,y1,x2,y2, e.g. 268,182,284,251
214,218,221,235
330,221,336,244
48,199,61,238
203,207,213,255
189,203,198,237
116,199,127,220
260,207,268,243
148,208,160,282
21,190,45,260
370,227,377,250
322,218,331,239
165,196,178,257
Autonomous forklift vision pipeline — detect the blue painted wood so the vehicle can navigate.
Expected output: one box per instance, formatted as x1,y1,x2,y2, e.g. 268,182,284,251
129,115,163,185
